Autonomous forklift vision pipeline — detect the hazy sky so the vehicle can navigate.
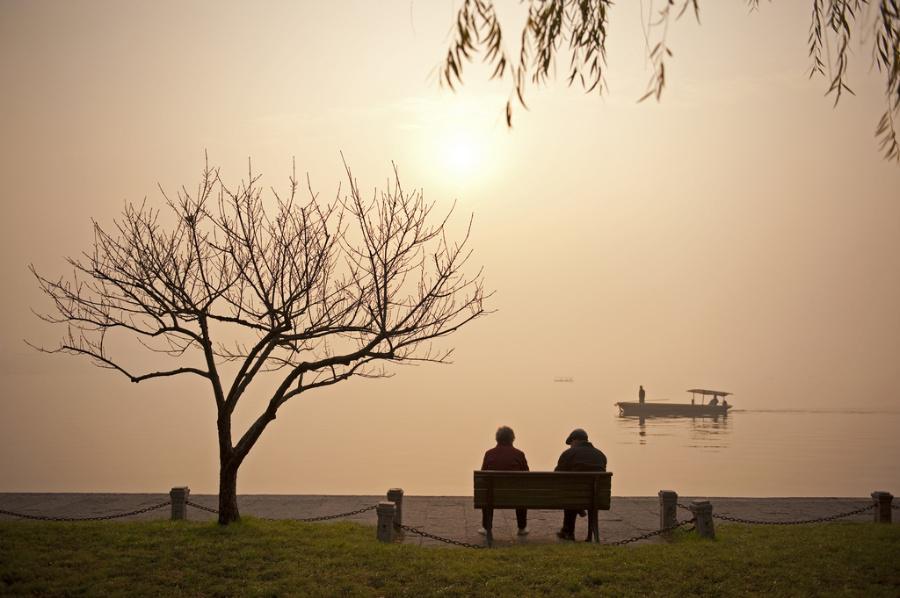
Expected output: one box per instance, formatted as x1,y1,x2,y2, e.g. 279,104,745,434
1,1,898,495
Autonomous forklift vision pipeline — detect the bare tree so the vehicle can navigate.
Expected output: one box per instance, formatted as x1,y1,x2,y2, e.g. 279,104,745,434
30,157,489,524
441,0,900,162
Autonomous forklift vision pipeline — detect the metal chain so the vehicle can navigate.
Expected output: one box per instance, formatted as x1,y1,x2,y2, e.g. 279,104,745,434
397,518,696,549
0,500,171,522
677,501,876,525
185,500,378,522
397,523,486,549
602,518,696,546
185,500,220,515
294,503,378,522
711,502,875,525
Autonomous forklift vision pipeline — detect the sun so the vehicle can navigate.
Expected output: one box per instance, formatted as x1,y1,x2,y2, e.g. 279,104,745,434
442,132,484,179
404,94,505,188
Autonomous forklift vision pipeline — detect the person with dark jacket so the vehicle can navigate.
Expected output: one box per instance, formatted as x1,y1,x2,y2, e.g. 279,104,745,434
554,428,607,541
479,426,530,536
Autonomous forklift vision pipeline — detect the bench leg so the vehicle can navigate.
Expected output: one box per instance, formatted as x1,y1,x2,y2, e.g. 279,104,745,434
480,507,494,547
587,511,600,543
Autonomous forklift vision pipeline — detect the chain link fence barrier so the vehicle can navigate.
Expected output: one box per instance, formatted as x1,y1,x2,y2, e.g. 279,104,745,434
295,503,378,522
0,500,171,522
396,517,697,549
0,499,377,523
677,501,877,525
4,496,888,533
602,518,696,546
185,499,378,522
184,500,220,515
398,523,487,549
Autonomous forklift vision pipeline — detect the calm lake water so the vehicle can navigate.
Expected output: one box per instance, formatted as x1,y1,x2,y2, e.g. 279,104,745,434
602,409,900,497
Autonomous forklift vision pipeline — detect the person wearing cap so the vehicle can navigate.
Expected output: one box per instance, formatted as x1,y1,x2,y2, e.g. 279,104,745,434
478,426,530,536
554,428,607,541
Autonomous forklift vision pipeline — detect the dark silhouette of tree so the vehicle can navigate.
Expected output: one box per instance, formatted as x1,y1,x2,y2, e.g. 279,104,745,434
30,157,489,524
440,0,900,162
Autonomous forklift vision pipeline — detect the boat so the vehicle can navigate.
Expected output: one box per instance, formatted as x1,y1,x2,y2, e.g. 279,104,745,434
616,389,733,417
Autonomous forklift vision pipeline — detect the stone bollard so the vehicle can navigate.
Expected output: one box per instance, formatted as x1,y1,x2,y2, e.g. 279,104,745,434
170,487,190,521
871,491,893,523
689,500,715,539
376,502,396,543
659,490,678,533
387,488,404,529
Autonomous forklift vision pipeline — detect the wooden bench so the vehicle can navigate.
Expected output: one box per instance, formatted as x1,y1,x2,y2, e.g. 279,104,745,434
474,470,613,544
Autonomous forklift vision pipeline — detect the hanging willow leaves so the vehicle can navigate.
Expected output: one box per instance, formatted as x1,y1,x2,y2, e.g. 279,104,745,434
439,0,900,163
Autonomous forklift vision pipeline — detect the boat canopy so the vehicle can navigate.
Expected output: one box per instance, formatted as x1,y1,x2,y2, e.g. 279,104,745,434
686,389,732,396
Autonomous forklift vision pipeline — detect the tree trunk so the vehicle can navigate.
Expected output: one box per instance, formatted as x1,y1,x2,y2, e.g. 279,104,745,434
215,404,276,525
218,462,240,524
217,411,240,525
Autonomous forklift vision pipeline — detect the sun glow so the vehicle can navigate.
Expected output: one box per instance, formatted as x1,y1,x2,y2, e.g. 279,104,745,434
401,94,506,189
443,132,483,178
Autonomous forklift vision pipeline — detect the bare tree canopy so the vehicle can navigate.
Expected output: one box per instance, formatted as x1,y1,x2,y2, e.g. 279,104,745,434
30,157,489,523
440,0,900,162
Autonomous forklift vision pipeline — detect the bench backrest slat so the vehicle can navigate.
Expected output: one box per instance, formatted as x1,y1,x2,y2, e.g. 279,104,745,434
473,471,612,510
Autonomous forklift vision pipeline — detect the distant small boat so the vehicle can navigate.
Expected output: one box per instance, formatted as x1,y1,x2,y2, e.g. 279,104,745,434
616,389,733,418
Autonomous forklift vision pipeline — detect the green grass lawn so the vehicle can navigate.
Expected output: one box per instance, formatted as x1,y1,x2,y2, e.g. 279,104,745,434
1,519,898,597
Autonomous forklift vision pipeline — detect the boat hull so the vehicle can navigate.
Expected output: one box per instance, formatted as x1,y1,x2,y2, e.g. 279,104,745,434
616,402,731,417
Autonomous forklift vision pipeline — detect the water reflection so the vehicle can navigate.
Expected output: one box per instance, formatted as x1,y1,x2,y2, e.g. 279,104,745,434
616,413,732,450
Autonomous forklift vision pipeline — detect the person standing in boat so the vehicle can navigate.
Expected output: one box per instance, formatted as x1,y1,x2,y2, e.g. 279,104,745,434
638,385,646,405
709,395,719,406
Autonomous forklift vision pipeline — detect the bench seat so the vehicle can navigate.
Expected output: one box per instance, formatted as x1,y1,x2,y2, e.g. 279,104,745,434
474,470,612,543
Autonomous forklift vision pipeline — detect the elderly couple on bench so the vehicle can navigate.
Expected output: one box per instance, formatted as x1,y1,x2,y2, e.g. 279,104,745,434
478,426,608,542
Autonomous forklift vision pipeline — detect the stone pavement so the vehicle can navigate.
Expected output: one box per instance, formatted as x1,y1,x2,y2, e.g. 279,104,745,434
0,494,890,548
